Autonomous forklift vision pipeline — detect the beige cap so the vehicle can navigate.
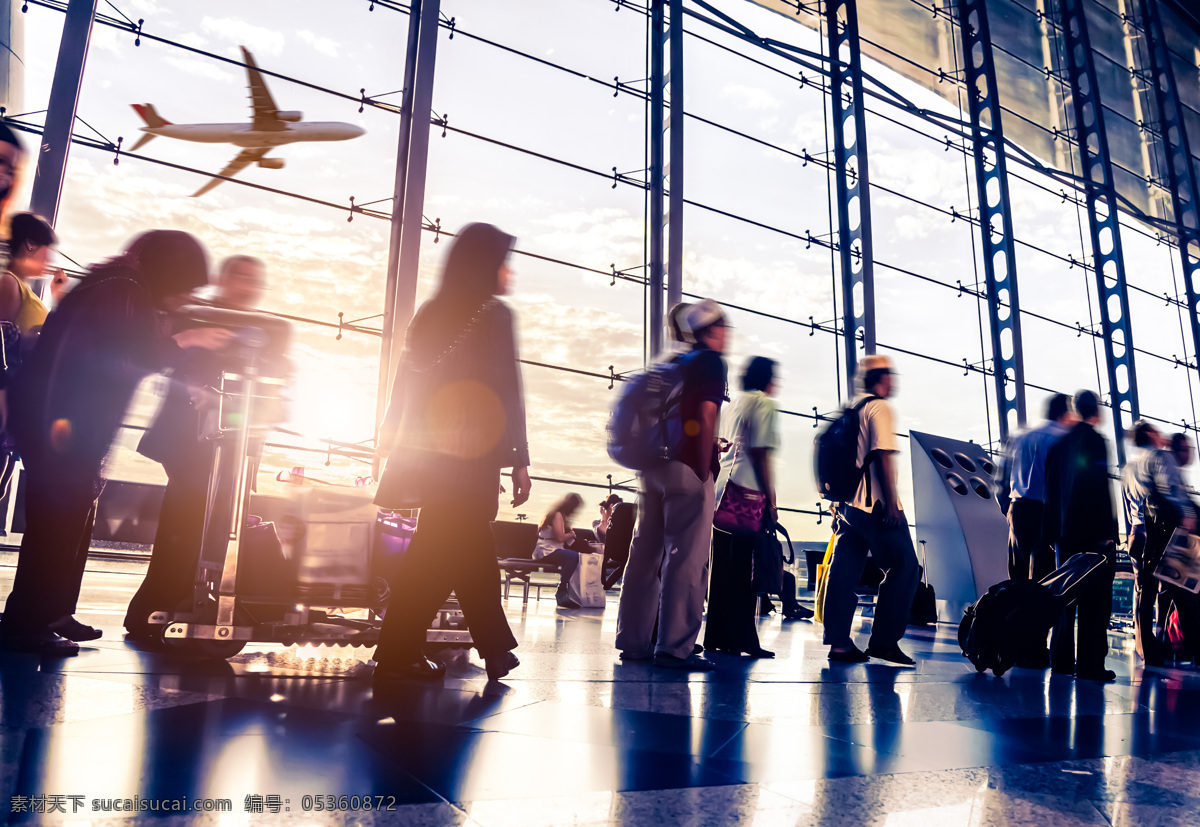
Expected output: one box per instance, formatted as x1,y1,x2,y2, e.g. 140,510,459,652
857,354,895,374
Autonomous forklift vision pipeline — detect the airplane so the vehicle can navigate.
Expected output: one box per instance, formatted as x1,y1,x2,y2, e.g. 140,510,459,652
130,46,365,197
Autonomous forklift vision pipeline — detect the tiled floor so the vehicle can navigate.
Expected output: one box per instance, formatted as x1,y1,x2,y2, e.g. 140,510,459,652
1,556,1199,825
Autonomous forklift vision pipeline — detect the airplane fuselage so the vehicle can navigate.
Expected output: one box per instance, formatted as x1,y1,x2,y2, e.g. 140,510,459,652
142,122,364,148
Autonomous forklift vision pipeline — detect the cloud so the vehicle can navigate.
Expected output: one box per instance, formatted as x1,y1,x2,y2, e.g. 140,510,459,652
163,55,239,84
296,29,340,59
721,83,782,112
200,16,285,58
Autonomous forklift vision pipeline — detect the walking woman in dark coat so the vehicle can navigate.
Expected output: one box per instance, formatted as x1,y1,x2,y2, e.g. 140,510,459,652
0,231,227,655
373,223,531,683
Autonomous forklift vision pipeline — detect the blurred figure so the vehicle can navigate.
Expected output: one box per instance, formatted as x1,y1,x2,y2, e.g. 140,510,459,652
594,493,622,543
1044,390,1118,682
535,492,585,609
705,356,782,658
0,231,228,655
1172,432,1194,472
124,255,269,640
0,213,54,332
1005,394,1073,584
0,124,24,224
1123,421,1196,665
616,298,727,672
373,223,530,683
823,355,919,665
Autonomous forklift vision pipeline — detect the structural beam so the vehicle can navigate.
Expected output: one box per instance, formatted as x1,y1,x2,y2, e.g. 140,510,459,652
825,0,876,396
374,0,440,453
1058,0,1139,464
29,0,97,227
1137,0,1200,386
648,0,684,359
648,0,666,358
957,0,1028,440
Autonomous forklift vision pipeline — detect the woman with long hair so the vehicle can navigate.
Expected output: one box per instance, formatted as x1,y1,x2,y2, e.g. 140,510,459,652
373,222,531,683
536,492,585,609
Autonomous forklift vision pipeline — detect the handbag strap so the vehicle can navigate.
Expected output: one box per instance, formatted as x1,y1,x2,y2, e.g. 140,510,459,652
773,523,796,565
405,299,498,374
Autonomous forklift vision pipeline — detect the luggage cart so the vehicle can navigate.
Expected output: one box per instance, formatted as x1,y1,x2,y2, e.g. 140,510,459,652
145,309,471,659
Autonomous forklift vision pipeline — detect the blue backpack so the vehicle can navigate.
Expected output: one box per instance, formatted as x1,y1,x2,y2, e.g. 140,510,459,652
813,395,878,502
607,351,696,471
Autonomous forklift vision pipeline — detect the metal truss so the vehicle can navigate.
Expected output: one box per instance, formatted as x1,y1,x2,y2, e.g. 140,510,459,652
1137,0,1200,383
825,0,877,395
1058,0,1140,463
956,0,1028,440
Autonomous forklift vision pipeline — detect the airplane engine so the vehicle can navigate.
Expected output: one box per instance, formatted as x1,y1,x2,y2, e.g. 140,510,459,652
258,157,285,169
276,110,303,122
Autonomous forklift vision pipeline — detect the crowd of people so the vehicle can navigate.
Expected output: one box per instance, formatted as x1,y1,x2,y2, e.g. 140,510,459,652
1,114,1194,684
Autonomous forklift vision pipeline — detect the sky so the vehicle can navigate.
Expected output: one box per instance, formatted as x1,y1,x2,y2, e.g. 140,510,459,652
9,0,1200,540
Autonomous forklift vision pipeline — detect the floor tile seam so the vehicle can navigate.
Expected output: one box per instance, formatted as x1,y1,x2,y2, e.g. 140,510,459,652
457,717,749,760
455,698,547,726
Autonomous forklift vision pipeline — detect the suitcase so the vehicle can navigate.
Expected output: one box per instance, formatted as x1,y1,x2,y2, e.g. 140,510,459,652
958,551,1106,676
909,541,937,627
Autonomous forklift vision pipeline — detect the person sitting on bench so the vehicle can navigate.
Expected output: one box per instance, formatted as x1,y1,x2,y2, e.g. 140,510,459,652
536,493,591,609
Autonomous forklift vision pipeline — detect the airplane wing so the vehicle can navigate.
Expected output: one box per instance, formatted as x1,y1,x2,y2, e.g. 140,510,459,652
241,46,285,131
192,147,268,197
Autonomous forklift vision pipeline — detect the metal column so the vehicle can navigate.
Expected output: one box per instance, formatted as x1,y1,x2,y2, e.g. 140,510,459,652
826,0,876,396
666,0,684,311
29,0,97,226
648,0,665,358
1137,0,1200,383
374,0,440,450
1058,0,1140,462
957,0,1028,439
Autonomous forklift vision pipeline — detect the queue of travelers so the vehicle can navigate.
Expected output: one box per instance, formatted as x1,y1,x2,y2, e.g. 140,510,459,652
1,114,1197,683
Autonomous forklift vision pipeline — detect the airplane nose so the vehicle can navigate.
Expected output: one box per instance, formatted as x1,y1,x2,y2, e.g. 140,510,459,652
350,125,366,137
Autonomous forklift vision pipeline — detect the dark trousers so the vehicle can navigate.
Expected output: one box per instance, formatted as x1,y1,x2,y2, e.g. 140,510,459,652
822,505,919,650
124,452,212,633
1136,521,1200,661
703,529,760,654
1050,540,1116,674
538,548,579,600
1,463,101,635
373,469,516,665
1129,525,1157,660
1008,498,1055,581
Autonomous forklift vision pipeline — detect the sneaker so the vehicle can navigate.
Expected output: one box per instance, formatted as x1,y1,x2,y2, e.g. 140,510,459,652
865,644,916,666
653,652,717,671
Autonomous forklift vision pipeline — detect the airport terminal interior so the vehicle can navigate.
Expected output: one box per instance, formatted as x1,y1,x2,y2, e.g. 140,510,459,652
7,0,1200,823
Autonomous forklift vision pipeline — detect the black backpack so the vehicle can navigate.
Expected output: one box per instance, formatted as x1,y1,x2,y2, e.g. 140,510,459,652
813,396,878,502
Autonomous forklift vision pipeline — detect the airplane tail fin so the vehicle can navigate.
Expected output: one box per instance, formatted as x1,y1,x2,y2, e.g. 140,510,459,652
130,133,156,152
131,103,171,128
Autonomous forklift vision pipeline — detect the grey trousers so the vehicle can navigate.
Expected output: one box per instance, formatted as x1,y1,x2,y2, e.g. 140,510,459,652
822,505,919,650
615,461,715,660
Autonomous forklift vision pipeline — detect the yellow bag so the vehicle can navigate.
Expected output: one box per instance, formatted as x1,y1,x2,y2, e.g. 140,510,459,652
813,533,836,624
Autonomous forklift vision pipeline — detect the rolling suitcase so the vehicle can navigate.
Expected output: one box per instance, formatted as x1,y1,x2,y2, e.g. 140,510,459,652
958,551,1106,676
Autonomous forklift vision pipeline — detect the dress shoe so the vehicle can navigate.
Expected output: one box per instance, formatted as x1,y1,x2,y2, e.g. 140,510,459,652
1075,668,1117,683
373,656,445,683
653,652,717,671
619,650,653,662
485,651,519,681
747,647,776,659
556,595,581,609
827,645,869,663
783,605,814,621
759,598,776,617
48,616,102,642
865,644,916,666
1,630,79,656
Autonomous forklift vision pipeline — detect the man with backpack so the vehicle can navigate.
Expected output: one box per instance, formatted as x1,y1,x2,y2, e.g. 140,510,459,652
820,355,919,665
1043,390,1119,681
615,299,728,671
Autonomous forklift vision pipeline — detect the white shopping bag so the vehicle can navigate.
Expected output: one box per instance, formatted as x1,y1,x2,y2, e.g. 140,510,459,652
567,547,606,608
1155,528,1200,594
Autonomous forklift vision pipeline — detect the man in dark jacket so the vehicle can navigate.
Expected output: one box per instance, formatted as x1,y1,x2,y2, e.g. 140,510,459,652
1043,389,1118,682
0,231,228,655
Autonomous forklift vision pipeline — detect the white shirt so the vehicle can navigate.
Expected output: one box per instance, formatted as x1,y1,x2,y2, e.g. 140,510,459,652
851,396,901,512
715,390,780,501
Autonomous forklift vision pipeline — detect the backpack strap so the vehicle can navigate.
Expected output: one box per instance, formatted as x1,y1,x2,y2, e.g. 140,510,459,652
852,395,881,506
